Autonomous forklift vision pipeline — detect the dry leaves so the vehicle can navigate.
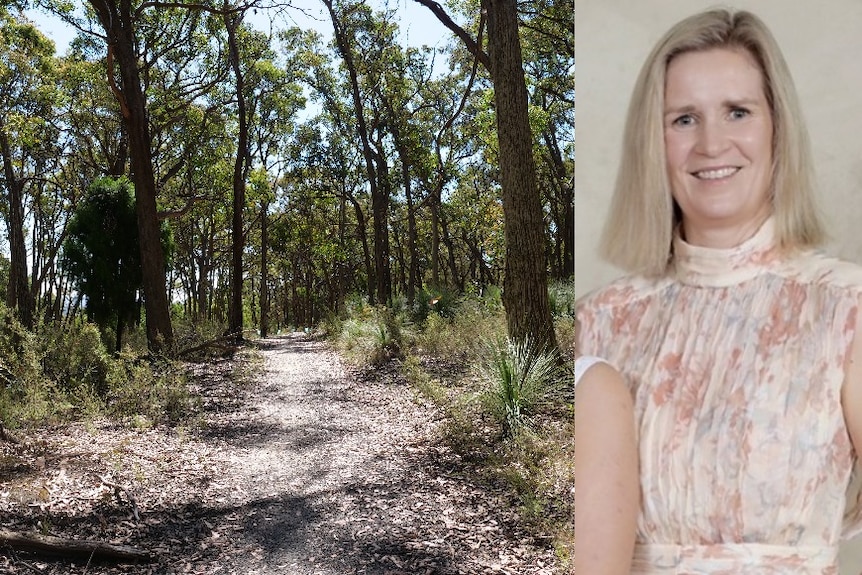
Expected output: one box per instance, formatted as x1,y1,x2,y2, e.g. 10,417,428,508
0,334,563,574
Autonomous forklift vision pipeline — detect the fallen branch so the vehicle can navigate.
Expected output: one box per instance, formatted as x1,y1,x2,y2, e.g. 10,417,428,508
96,474,140,521
175,330,252,358
0,529,152,563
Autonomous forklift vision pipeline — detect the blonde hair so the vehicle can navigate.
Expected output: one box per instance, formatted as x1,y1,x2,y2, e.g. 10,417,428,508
600,8,825,275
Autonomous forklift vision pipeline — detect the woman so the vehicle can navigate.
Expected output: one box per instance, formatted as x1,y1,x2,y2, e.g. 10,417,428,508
576,8,862,574
574,355,638,574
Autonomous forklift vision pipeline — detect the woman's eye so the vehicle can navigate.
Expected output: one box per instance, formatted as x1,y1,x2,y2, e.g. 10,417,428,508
672,114,695,127
729,108,750,120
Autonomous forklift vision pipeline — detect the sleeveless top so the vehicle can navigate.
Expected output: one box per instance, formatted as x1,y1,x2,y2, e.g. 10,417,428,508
576,217,862,574
574,355,610,387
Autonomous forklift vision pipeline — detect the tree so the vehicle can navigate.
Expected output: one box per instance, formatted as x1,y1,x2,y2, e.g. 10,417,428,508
87,0,174,352
62,177,171,352
324,0,392,306
413,0,558,351
0,9,59,328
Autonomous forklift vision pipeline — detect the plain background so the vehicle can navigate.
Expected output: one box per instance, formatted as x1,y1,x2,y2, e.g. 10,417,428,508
575,1,862,571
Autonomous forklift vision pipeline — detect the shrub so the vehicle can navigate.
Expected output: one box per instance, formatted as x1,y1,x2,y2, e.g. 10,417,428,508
107,356,192,425
547,279,575,319
332,305,407,366
38,320,116,397
478,336,562,438
414,294,507,362
411,288,459,323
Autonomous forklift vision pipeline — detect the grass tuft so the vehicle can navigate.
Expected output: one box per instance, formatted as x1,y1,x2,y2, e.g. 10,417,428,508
478,336,562,438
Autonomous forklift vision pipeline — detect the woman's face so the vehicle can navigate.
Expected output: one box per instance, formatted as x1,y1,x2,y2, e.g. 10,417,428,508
663,47,774,248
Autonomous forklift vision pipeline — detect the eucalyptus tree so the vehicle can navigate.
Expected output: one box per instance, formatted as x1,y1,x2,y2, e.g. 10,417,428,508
519,0,573,279
413,0,557,352
299,30,374,304
323,0,395,306
0,9,61,328
246,27,307,337
84,0,180,351
75,0,262,350
373,40,437,307
412,46,486,292
163,105,233,322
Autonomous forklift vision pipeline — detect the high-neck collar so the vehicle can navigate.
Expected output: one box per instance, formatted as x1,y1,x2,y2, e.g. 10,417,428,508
672,218,779,287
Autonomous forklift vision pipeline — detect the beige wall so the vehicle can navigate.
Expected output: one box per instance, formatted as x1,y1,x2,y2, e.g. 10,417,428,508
575,2,862,571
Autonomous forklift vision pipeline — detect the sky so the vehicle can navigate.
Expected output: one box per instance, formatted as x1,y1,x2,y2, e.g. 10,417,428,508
26,0,454,56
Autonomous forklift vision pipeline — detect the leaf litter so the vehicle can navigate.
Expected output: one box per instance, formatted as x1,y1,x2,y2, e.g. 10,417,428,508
0,333,563,574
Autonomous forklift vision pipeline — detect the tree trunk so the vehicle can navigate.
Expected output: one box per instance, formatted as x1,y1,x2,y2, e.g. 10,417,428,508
0,128,33,328
543,130,573,279
349,195,374,304
259,200,270,338
89,0,173,353
392,127,420,305
225,12,248,341
324,0,384,305
430,189,440,288
485,0,557,352
371,148,392,306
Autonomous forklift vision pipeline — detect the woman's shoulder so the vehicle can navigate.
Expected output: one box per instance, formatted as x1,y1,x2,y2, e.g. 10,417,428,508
574,356,611,387
784,250,862,293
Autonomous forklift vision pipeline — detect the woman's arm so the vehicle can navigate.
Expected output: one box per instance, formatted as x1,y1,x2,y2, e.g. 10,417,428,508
574,362,639,575
843,305,862,462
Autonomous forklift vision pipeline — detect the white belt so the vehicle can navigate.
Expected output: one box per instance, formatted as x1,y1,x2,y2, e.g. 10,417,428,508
630,542,838,574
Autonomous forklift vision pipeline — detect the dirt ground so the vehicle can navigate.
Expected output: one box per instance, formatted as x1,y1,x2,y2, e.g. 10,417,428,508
0,333,564,574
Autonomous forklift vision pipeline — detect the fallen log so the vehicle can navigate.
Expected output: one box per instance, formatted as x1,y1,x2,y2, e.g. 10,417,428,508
0,529,152,563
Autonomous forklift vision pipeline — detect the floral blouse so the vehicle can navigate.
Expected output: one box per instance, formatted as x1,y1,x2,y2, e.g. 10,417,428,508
576,218,862,574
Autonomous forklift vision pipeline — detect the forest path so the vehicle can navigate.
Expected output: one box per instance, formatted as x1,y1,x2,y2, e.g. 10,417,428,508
203,333,559,574
0,333,560,574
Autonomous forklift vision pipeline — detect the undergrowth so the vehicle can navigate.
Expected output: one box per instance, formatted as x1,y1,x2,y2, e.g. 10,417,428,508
0,305,205,430
332,286,574,573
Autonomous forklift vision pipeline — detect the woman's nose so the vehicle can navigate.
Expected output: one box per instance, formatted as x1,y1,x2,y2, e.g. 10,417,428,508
694,120,730,156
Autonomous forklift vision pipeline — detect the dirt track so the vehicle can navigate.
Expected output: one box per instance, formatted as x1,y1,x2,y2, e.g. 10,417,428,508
0,334,561,574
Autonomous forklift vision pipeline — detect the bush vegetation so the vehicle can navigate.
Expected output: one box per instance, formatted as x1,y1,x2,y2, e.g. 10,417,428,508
327,281,574,569
0,301,196,431
1,279,574,569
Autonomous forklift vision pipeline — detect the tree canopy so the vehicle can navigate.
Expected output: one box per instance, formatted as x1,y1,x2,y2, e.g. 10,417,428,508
0,0,573,352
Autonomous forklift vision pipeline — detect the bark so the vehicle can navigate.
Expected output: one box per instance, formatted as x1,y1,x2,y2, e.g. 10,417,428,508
414,0,558,349
0,529,151,562
391,124,420,305
259,201,270,338
347,194,374,304
430,189,440,288
371,145,392,306
225,12,249,341
440,212,463,292
89,0,173,353
543,130,573,278
485,0,557,351
0,127,33,328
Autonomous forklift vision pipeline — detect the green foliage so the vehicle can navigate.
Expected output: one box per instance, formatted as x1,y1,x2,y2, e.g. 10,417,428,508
37,320,116,397
0,302,43,424
61,177,172,350
62,177,141,336
333,304,407,366
478,336,562,438
547,279,575,319
410,288,459,323
414,292,507,361
0,298,193,429
107,357,192,426
0,253,9,297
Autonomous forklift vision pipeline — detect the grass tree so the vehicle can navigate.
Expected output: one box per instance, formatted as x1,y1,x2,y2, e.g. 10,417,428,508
62,177,172,353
